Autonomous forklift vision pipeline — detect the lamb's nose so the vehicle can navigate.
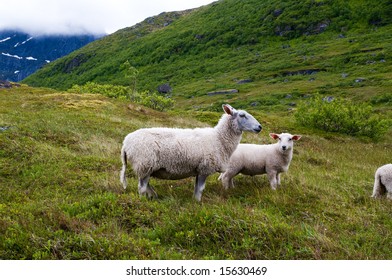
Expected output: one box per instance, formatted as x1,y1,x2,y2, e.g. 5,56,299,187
254,125,262,133
282,146,287,150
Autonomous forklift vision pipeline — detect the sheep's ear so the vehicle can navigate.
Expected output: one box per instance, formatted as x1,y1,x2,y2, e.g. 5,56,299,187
223,104,235,115
270,133,279,140
292,135,302,141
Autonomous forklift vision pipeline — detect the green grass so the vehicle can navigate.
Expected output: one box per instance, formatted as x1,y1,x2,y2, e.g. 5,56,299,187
1,86,391,259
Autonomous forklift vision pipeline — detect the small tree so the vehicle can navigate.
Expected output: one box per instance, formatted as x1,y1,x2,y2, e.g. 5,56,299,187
121,60,139,100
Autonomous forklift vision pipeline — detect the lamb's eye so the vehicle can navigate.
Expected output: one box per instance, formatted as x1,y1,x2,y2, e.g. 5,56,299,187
239,113,246,118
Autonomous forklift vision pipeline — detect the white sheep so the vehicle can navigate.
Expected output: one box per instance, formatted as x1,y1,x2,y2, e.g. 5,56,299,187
371,164,392,199
219,132,301,190
120,104,262,201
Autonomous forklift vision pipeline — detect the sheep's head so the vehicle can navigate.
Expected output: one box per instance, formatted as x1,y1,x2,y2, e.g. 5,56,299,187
270,133,301,153
223,104,262,133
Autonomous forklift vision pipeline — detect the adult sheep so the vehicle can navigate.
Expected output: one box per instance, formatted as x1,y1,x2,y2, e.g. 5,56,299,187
120,104,262,201
371,164,392,200
219,132,301,190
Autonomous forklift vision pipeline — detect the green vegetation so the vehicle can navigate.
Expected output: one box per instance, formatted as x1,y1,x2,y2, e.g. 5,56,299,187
1,86,391,259
2,0,392,260
68,82,174,111
23,0,392,97
295,95,390,139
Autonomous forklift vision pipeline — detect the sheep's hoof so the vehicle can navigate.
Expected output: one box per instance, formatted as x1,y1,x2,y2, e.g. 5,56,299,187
194,193,202,202
147,187,158,199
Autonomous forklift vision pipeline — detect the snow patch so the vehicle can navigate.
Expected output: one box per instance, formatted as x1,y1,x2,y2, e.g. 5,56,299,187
25,56,38,61
0,37,11,43
2,52,23,59
14,37,33,48
14,70,20,74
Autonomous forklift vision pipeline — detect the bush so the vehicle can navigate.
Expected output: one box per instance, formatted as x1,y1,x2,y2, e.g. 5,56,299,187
295,95,389,140
68,82,174,111
131,91,174,112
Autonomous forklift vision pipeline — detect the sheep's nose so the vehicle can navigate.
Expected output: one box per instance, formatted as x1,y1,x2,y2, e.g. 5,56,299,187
282,145,287,151
254,125,262,133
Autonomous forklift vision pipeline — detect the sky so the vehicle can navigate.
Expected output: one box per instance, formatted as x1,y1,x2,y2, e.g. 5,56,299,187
0,0,217,35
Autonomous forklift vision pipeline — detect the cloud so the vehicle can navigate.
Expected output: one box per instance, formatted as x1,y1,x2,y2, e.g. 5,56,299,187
0,0,216,35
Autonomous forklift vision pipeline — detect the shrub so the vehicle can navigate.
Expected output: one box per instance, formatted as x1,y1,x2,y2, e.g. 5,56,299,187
295,95,389,140
131,91,174,112
68,82,174,111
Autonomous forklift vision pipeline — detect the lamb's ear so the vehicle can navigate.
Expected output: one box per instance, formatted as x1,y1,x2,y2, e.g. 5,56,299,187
269,133,279,140
223,104,235,115
292,135,302,141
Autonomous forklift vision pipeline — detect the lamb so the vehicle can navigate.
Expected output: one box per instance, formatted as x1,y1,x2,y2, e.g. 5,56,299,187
371,164,392,200
219,132,301,190
120,104,262,201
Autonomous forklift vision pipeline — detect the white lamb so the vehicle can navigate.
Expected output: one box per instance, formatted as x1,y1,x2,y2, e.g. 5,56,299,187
371,164,392,200
219,132,301,190
120,104,262,201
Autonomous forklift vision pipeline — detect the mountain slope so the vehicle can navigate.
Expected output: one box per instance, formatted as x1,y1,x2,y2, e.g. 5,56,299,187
0,30,100,81
23,0,392,106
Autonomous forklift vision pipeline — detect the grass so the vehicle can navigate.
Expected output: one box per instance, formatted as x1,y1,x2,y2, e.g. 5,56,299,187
1,86,391,259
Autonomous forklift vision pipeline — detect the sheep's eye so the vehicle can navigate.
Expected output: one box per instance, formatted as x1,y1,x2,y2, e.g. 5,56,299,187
239,113,246,118
289,138,292,141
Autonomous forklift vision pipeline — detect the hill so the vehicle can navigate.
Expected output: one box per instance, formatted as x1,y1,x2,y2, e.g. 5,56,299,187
0,30,100,81
23,0,392,106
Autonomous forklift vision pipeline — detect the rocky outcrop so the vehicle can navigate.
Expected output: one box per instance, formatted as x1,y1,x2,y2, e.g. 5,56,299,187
207,89,239,96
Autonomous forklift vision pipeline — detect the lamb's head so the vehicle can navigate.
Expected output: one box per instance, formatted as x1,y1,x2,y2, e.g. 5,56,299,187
223,104,262,133
270,133,301,153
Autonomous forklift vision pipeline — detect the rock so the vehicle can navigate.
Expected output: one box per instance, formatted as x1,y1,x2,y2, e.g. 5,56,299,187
355,78,366,83
0,80,12,88
323,96,334,102
0,126,12,132
0,80,20,88
250,101,260,107
195,34,204,40
207,89,239,96
236,79,253,84
273,9,283,17
278,68,324,77
342,73,349,78
157,83,172,94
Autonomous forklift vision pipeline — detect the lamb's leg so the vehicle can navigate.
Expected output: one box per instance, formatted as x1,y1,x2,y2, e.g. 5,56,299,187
371,174,383,198
276,173,281,188
386,191,392,200
194,175,207,202
138,176,157,199
267,171,278,190
220,171,235,189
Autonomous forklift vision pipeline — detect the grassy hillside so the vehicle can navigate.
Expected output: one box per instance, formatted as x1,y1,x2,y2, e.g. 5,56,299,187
23,0,392,101
1,86,391,259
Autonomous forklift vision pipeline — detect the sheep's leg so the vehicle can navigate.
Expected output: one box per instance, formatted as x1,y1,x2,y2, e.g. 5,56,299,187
276,173,281,188
371,175,383,198
194,175,207,202
267,171,278,190
220,172,235,189
138,176,157,199
387,191,392,200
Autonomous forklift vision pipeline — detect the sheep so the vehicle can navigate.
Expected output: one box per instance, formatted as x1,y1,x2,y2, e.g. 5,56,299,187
219,132,301,190
120,104,262,201
371,164,392,200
